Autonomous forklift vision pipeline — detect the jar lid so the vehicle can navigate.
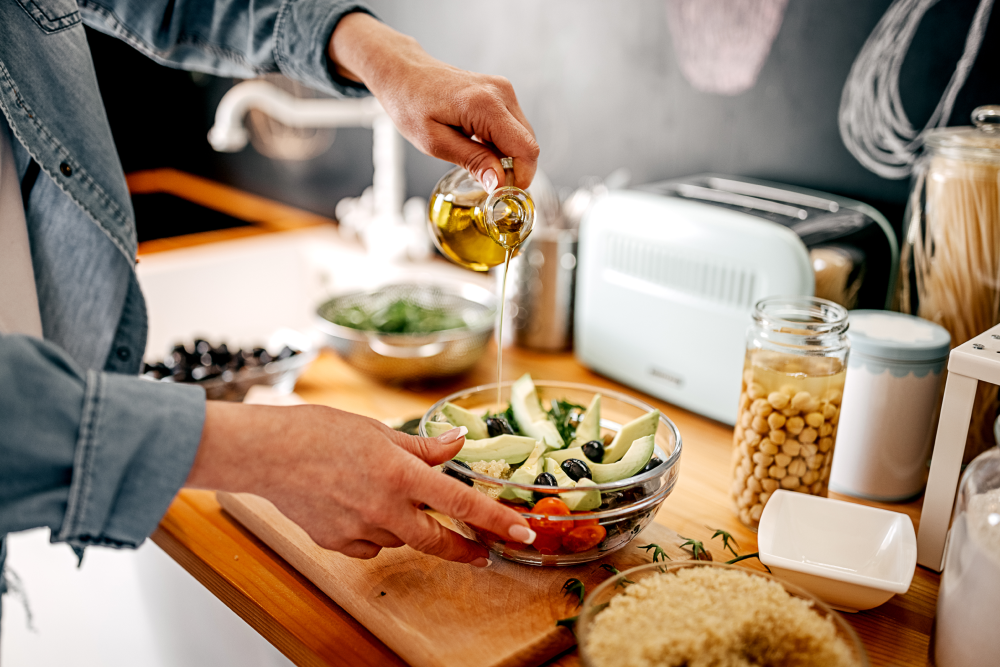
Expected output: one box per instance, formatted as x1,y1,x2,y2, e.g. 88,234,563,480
925,105,1000,161
847,310,951,362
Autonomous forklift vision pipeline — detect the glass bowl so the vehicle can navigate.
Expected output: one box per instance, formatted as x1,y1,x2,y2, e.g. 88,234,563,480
419,381,682,566
577,562,869,667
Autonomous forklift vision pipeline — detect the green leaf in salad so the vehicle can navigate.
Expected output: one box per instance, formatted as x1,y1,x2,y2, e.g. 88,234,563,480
546,398,587,446
330,299,467,334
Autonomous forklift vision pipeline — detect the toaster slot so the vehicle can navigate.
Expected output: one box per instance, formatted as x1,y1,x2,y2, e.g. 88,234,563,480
661,183,809,220
704,177,841,213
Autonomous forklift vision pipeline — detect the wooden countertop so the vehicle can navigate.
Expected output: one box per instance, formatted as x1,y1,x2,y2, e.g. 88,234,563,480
153,346,939,667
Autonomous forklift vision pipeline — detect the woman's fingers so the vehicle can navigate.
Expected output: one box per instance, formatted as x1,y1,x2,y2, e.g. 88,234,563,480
429,104,539,191
338,540,384,560
391,426,467,465
392,508,490,564
401,465,536,547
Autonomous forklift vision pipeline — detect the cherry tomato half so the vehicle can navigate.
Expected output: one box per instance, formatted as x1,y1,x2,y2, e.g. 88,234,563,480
561,525,607,553
573,517,600,527
532,532,564,555
528,497,574,536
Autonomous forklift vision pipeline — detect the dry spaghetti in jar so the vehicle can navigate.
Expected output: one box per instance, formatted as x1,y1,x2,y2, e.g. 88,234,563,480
732,297,849,530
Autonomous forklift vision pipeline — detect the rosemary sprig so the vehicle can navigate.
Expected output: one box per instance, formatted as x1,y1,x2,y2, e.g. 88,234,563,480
562,578,586,607
726,552,771,573
556,615,578,630
639,543,671,563
556,602,610,630
679,536,712,561
598,563,635,587
710,528,740,558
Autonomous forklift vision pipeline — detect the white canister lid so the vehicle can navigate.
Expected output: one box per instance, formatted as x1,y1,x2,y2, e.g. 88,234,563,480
847,310,951,362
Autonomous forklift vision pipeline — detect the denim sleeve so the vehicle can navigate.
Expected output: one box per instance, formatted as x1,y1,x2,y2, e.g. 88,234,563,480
0,335,205,553
77,0,375,97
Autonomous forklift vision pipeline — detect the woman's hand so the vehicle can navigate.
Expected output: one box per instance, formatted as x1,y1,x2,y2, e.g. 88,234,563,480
328,12,539,192
186,402,536,565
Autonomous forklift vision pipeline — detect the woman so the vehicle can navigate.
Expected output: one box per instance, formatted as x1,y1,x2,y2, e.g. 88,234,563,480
0,0,540,617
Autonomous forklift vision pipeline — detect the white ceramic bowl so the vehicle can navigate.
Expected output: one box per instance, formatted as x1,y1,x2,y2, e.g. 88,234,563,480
758,491,917,612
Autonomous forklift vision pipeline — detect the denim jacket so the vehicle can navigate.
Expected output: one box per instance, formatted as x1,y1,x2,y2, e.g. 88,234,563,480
0,0,372,617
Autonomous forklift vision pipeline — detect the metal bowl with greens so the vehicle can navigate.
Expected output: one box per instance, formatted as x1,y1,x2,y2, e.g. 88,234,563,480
316,283,496,382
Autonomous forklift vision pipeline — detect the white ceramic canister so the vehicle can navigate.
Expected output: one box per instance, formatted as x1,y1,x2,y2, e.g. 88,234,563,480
829,310,950,501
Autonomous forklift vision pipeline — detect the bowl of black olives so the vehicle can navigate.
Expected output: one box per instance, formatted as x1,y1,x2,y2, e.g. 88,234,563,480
419,380,682,566
141,329,316,401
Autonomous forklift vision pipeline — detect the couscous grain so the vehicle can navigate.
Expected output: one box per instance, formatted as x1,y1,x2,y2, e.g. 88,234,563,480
583,567,857,667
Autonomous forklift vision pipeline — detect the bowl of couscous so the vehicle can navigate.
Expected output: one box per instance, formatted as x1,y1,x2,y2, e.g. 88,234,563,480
576,561,868,667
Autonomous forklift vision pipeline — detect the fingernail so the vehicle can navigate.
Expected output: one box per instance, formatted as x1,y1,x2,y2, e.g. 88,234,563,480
470,557,490,568
508,525,536,545
437,426,468,444
482,170,498,194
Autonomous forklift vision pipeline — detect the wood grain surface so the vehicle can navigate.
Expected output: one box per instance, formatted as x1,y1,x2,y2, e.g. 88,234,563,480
217,493,695,667
153,348,940,667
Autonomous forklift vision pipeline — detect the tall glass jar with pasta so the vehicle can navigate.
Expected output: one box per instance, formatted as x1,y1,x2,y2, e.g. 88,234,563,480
732,297,849,530
898,105,1000,464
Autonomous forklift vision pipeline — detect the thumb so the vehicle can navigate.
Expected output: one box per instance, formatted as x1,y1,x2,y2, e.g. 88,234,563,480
394,426,468,465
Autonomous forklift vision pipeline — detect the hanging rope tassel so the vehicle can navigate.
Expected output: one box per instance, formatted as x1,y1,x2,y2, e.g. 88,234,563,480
838,0,995,179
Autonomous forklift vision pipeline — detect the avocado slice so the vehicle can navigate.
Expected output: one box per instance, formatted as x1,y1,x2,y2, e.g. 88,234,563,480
602,410,660,464
590,434,656,483
545,446,591,464
559,478,601,512
441,402,489,440
543,459,601,511
570,394,602,448
500,442,548,502
455,434,537,464
510,374,565,450
425,421,456,438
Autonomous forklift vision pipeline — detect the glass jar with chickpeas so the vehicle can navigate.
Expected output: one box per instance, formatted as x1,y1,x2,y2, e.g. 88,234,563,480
732,297,849,530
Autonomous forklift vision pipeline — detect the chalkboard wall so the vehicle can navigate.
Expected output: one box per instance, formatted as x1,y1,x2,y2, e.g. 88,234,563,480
91,0,998,239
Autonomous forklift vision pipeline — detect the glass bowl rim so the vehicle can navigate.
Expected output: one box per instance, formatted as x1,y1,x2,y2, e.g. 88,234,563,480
419,380,683,501
576,561,869,667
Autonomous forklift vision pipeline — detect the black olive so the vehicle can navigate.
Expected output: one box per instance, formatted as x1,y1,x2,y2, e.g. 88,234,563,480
191,365,222,381
561,458,592,481
532,472,558,501
210,344,233,366
194,339,212,355
581,440,605,463
275,345,297,361
485,415,515,437
642,457,663,473
444,460,474,487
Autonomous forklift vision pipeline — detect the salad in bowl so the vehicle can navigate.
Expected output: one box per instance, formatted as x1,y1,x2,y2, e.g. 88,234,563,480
419,375,681,566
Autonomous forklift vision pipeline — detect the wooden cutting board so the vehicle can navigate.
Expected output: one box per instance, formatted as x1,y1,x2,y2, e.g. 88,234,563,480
217,492,694,667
